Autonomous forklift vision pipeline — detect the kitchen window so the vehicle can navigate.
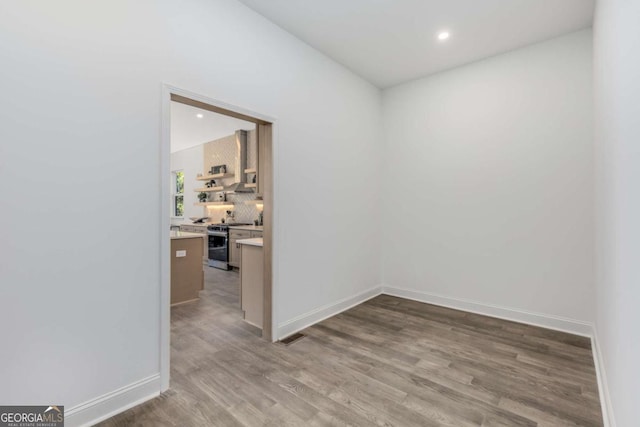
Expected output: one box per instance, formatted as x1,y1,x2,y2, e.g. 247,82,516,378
172,170,184,218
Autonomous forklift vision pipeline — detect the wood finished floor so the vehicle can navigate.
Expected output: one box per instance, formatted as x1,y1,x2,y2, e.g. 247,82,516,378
99,268,603,426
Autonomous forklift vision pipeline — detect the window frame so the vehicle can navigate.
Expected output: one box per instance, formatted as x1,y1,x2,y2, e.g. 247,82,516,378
171,170,185,219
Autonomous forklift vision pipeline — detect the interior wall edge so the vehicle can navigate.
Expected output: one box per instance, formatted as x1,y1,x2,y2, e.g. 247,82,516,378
381,285,594,337
382,284,612,424
591,330,616,427
276,281,597,339
383,282,612,425
75,285,611,427
64,374,161,427
276,285,384,340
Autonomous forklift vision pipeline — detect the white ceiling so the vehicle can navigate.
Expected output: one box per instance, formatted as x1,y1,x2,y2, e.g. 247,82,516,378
237,0,594,88
170,102,255,153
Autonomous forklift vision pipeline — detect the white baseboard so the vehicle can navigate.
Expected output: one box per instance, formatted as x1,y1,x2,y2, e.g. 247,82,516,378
65,374,161,427
381,286,615,424
381,286,594,337
277,286,383,340
591,331,616,427
62,287,614,426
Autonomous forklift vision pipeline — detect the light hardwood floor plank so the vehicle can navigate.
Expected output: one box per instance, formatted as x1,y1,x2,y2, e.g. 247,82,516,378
98,269,603,426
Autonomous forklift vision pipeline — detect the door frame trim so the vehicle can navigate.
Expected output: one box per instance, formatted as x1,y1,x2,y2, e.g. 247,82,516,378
160,84,278,391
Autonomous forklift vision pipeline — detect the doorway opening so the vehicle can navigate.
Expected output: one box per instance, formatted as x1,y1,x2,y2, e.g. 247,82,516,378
161,86,275,391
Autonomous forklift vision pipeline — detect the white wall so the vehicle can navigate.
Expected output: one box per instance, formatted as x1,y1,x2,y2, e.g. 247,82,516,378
381,30,595,327
593,0,640,425
0,0,382,420
170,144,204,224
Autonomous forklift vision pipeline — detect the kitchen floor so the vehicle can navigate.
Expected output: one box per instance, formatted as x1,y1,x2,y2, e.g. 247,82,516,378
98,270,603,426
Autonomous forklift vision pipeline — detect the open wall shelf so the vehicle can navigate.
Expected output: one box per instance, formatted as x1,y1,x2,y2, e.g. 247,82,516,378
196,173,233,181
194,202,235,207
194,186,224,192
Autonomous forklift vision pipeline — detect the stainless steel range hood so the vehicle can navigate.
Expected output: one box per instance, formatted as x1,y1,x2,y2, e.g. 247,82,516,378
224,130,254,193
224,182,252,193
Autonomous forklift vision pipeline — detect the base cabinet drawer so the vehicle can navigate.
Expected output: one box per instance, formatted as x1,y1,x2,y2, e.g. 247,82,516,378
230,230,252,239
180,225,207,234
179,225,208,265
229,239,241,268
230,232,250,268
229,230,262,268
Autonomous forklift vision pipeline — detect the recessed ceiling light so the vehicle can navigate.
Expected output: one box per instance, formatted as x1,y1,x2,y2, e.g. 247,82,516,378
437,31,450,41
196,113,204,118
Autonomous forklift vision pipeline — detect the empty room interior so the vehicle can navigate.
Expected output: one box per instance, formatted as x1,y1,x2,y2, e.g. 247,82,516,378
1,1,638,426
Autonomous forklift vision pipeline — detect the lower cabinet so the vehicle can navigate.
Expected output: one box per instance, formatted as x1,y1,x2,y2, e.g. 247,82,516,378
239,243,264,329
170,237,204,305
179,224,208,265
229,229,261,268
229,230,251,268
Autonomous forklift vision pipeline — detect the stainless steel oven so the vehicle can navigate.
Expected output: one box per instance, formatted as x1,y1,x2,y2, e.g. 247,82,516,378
207,223,252,270
207,225,229,270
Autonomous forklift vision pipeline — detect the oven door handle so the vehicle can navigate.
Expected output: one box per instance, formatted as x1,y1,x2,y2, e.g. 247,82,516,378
208,231,228,237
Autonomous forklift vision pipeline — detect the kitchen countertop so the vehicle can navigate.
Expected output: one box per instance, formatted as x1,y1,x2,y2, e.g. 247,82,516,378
170,231,207,240
236,237,263,247
228,225,263,231
175,223,262,231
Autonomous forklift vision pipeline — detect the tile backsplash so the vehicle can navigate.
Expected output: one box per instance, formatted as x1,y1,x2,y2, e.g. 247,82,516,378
202,129,261,224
